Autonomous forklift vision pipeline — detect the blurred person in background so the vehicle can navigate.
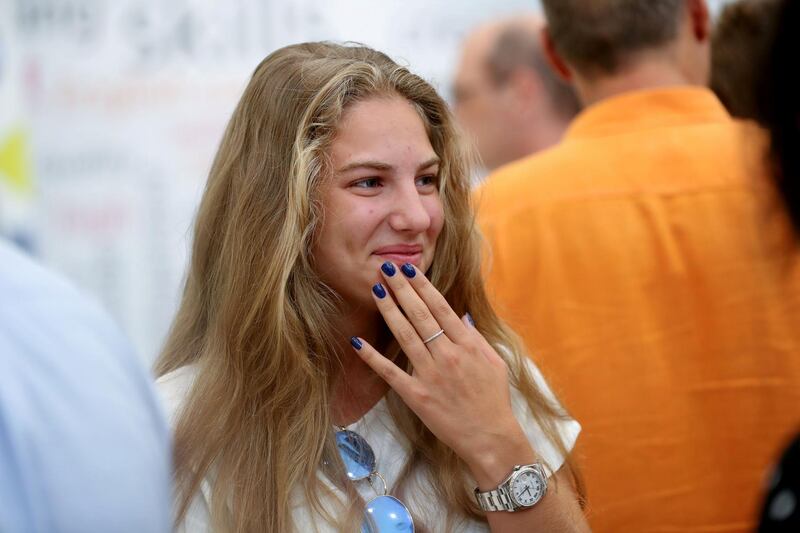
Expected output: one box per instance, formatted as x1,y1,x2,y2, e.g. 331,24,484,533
0,239,172,532
711,0,782,123
452,15,580,173
155,42,589,532
759,0,800,233
476,0,800,531
761,435,800,532
758,0,800,530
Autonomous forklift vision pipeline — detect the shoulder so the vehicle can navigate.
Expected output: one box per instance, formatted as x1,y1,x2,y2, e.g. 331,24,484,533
729,119,772,174
474,144,579,225
0,241,104,316
0,241,134,364
0,241,159,410
0,240,163,421
0,240,76,297
475,153,545,208
156,364,199,425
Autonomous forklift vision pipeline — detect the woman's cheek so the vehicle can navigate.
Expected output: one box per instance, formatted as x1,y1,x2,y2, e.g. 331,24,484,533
428,201,445,238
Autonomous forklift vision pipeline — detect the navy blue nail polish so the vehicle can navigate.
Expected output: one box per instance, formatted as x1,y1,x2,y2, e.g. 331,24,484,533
372,283,387,299
466,313,475,327
401,263,416,278
350,336,363,350
381,261,396,276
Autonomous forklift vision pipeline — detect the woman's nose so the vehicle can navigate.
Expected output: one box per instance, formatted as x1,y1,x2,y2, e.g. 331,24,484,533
388,183,432,233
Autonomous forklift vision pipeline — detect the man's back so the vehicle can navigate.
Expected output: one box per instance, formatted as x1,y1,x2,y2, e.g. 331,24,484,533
478,87,800,531
0,240,172,532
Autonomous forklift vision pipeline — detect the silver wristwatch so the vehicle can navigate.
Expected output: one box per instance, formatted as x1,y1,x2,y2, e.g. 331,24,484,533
474,463,548,512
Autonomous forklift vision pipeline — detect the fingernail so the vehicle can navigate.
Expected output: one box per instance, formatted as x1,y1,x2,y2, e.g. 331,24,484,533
381,261,396,277
372,283,387,299
401,263,416,278
466,312,475,327
350,336,363,350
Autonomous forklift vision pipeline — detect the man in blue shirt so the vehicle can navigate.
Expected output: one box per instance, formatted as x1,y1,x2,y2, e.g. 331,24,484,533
0,240,172,532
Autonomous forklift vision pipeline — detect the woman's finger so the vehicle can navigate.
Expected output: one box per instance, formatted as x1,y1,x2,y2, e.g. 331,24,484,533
350,336,415,397
370,282,434,370
379,261,451,351
396,263,468,343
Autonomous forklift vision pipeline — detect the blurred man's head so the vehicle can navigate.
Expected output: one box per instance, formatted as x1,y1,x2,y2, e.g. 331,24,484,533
540,0,711,104
453,15,580,171
712,0,781,123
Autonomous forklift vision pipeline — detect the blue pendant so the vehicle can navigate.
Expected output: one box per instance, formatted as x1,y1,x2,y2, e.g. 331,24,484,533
363,495,415,533
336,430,376,481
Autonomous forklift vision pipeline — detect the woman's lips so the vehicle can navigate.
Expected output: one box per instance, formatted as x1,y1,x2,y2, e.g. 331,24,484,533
376,252,423,265
373,245,424,266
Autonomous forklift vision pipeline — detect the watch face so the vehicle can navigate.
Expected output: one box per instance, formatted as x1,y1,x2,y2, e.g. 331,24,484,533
510,468,545,507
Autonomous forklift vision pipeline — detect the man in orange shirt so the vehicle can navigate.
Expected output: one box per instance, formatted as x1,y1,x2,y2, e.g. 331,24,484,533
476,0,800,531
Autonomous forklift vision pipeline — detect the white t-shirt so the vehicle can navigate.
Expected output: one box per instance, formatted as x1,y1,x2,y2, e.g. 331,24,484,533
156,358,580,532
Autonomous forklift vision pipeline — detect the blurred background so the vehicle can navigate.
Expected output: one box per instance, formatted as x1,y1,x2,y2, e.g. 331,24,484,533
0,0,733,364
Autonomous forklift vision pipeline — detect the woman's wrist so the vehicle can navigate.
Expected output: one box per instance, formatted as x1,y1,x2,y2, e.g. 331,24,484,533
463,422,538,489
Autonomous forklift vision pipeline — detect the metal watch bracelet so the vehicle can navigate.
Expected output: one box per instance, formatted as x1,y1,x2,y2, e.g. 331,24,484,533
474,462,548,512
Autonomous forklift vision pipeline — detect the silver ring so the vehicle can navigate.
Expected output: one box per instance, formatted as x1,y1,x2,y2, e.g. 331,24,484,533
422,329,445,344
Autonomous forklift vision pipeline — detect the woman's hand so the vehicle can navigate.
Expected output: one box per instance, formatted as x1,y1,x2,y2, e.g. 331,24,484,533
351,261,535,486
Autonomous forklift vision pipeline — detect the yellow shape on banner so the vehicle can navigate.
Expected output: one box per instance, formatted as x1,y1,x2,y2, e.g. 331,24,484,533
0,127,33,195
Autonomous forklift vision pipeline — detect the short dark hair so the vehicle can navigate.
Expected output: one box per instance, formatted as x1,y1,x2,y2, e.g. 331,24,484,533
541,0,685,76
486,21,581,119
712,0,781,123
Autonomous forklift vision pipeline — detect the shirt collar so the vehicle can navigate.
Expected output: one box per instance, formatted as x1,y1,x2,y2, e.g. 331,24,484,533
565,86,732,140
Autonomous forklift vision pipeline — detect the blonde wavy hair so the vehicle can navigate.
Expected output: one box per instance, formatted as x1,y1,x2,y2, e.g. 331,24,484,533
156,41,582,532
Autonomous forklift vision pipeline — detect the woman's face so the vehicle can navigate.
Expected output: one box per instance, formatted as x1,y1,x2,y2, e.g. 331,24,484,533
314,95,445,309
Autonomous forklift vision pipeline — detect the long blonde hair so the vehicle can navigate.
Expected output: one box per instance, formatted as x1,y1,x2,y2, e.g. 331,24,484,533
156,41,582,532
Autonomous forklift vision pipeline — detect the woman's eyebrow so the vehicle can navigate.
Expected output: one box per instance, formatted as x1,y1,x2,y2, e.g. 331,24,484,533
336,160,393,173
336,156,440,174
418,157,441,171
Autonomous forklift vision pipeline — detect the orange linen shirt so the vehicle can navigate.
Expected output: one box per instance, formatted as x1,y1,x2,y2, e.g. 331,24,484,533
477,87,800,532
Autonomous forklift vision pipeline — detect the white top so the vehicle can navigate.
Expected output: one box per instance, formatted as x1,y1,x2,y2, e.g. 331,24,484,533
157,358,580,532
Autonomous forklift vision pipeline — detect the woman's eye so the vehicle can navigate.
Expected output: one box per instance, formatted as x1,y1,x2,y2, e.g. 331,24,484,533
352,177,381,189
416,175,438,188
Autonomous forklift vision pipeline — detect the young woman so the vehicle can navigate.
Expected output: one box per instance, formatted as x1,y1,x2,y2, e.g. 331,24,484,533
156,42,588,532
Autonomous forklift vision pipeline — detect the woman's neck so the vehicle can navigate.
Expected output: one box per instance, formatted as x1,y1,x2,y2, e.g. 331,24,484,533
330,306,392,427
